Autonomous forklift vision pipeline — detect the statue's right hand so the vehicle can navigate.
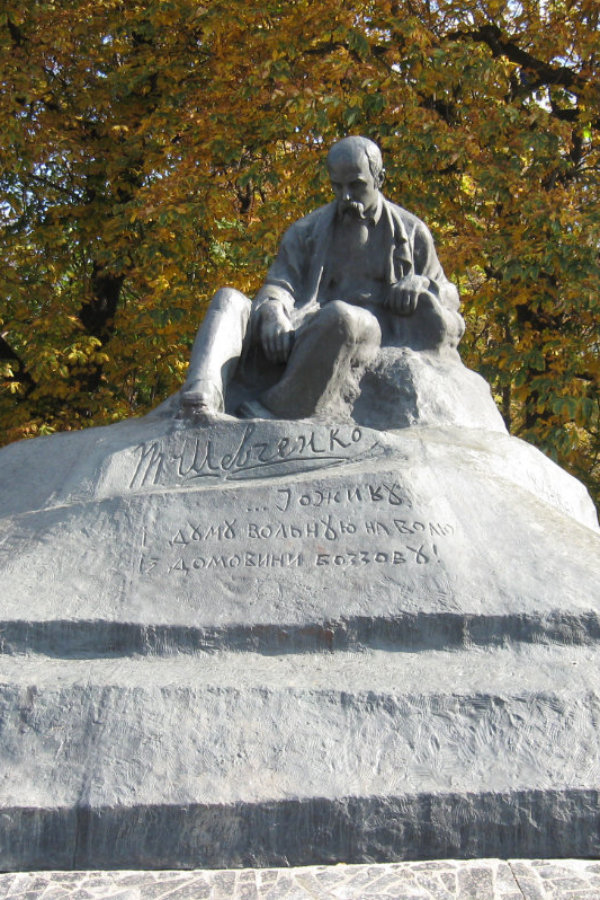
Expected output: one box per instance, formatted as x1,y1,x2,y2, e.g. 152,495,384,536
257,302,294,364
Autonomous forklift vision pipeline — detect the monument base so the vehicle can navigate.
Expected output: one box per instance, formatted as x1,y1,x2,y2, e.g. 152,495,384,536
1,646,600,869
0,416,599,868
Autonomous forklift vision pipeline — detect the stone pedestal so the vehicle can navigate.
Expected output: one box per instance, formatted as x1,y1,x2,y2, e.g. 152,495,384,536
0,416,599,868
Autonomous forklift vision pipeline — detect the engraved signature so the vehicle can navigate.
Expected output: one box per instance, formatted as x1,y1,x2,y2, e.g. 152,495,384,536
129,423,380,489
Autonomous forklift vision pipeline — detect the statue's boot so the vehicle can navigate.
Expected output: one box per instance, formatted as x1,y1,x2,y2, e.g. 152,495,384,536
181,287,251,417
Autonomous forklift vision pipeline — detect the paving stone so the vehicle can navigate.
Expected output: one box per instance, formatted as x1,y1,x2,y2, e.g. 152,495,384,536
508,871,547,900
0,877,26,899
457,866,496,898
263,873,306,899
494,861,522,895
211,872,237,892
294,872,331,895
439,871,459,892
582,863,600,873
417,872,456,897
154,880,212,899
409,862,460,872
5,860,600,898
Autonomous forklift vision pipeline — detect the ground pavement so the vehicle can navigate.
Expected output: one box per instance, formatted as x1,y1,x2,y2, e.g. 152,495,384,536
1,859,600,898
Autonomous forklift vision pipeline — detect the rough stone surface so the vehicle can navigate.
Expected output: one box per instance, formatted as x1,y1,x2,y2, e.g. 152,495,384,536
351,347,507,432
1,860,600,898
0,415,599,869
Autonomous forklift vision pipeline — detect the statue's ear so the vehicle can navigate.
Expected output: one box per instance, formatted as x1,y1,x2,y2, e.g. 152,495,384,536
378,168,386,189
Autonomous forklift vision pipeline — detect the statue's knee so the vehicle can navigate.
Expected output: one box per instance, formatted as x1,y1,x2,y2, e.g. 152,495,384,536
319,301,379,346
320,302,354,344
212,287,251,322
359,310,382,347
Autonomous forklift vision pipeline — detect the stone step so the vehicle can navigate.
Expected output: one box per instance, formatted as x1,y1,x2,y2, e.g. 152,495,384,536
0,644,599,868
2,609,600,656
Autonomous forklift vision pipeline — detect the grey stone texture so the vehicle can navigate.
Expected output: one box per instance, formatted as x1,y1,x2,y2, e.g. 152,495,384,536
0,410,599,869
2,860,600,898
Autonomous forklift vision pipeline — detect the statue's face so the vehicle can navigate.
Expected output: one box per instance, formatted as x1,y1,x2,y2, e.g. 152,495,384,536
328,149,381,220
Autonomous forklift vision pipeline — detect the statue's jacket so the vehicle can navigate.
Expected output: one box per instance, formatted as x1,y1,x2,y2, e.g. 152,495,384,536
252,197,464,344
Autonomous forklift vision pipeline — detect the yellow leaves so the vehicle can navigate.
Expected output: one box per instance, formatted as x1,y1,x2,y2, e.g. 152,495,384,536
65,349,87,365
51,381,72,399
64,340,109,367
150,275,171,292
1,0,599,501
460,174,476,197
4,7,25,26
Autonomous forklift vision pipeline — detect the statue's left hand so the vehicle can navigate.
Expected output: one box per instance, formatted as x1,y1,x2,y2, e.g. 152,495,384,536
257,300,295,363
385,275,432,316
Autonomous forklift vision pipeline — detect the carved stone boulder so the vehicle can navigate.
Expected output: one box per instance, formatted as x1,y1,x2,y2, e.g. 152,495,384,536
0,410,599,868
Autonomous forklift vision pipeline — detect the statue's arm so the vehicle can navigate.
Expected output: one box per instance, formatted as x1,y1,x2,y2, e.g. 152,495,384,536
410,222,461,310
412,222,465,343
252,222,308,363
386,219,465,347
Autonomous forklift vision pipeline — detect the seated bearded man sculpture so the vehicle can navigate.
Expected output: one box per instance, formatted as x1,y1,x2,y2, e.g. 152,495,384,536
180,136,466,424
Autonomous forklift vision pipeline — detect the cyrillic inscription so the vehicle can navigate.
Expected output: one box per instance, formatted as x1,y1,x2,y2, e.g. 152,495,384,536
136,472,457,580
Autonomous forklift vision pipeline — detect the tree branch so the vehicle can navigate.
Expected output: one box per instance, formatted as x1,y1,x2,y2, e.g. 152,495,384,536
448,24,586,93
6,15,23,48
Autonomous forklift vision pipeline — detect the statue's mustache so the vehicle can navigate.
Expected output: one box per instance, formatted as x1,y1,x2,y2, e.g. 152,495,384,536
340,201,367,220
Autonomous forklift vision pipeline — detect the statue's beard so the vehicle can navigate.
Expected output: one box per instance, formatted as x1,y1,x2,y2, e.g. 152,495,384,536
339,203,370,247
340,201,367,221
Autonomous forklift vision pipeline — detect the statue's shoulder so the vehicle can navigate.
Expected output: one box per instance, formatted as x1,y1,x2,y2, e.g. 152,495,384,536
283,202,336,243
383,197,431,239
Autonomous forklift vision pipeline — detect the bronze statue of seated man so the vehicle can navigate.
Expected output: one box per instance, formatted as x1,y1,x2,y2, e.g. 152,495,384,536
180,135,465,422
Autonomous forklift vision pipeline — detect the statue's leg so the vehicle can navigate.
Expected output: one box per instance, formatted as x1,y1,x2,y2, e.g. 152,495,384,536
260,301,381,419
181,287,251,414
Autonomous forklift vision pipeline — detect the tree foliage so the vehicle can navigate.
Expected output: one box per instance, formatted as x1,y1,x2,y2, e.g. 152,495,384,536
1,0,599,504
